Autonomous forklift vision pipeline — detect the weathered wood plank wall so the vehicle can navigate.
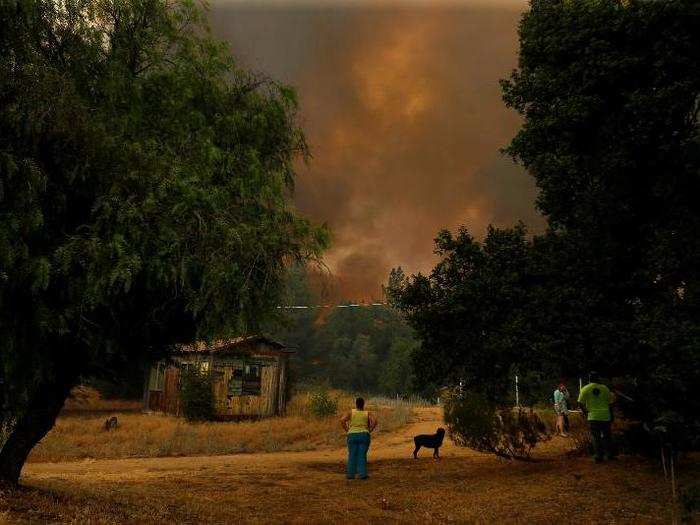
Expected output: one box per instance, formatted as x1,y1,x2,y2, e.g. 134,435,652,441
146,342,291,418
163,367,181,415
211,358,280,418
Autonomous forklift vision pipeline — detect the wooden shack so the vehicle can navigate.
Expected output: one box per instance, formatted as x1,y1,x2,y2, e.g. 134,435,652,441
144,335,292,419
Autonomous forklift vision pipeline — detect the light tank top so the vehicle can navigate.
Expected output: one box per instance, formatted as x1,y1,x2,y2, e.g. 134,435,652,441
348,409,369,434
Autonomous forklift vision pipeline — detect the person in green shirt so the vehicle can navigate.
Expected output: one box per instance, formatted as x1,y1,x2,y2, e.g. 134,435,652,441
577,371,615,462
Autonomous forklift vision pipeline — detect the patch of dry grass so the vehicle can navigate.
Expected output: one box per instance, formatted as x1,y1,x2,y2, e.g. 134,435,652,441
62,386,142,414
29,391,413,463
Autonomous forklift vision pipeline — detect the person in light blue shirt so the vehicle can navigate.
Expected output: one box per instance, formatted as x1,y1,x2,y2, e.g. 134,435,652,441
553,383,570,436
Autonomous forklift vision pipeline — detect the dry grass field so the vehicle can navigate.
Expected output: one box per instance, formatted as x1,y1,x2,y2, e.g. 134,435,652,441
28,389,412,463
60,387,143,414
2,405,698,524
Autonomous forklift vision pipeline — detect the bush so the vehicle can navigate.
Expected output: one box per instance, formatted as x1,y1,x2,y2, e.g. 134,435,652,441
681,482,700,524
444,390,549,459
565,415,593,456
179,368,215,422
307,388,338,418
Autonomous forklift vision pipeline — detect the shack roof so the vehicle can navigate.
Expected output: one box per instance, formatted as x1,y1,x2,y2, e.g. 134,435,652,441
177,335,291,355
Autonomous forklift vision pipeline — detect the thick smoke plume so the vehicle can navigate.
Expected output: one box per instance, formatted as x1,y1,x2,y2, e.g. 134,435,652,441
209,3,544,300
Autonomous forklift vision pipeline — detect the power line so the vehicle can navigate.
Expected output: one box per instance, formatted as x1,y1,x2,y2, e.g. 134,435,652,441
276,303,386,309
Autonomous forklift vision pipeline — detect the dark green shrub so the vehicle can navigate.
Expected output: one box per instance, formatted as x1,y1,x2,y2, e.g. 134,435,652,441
681,482,700,523
179,368,215,422
444,390,549,459
307,387,338,418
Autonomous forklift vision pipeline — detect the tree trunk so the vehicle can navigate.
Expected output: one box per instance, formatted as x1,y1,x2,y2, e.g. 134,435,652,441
0,370,76,485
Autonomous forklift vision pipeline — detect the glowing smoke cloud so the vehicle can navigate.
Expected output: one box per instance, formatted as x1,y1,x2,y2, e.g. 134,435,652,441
209,2,544,300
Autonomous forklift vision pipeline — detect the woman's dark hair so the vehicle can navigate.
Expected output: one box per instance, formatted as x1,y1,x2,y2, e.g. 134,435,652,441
356,397,365,409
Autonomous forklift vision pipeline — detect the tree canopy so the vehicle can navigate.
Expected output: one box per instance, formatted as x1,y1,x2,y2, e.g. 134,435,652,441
270,266,417,395
0,0,327,484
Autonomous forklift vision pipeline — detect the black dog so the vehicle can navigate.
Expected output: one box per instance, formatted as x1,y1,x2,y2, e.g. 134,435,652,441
413,427,445,459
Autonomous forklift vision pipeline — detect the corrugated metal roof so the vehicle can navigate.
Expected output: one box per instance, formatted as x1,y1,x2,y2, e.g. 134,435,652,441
177,335,290,354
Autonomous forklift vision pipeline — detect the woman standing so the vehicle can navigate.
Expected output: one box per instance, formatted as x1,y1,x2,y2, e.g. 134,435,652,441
553,383,570,437
340,397,377,479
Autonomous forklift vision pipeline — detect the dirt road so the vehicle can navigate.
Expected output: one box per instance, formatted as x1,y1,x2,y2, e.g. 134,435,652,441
10,408,688,523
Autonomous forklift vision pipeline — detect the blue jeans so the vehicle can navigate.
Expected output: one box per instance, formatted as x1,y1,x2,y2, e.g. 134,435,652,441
346,432,371,479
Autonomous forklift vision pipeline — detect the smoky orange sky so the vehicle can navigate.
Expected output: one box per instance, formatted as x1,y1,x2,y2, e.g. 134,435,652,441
209,0,545,300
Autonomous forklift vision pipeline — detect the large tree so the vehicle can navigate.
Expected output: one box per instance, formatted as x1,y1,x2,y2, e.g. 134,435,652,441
501,0,700,303
0,0,328,484
501,0,700,442
390,0,700,447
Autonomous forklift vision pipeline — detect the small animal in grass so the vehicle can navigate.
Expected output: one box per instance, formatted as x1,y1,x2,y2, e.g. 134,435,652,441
104,416,118,431
413,427,446,459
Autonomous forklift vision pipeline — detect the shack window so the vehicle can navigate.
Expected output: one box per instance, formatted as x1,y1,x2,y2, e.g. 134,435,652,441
228,367,243,396
149,362,165,391
226,364,262,396
243,364,261,396
180,361,209,374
